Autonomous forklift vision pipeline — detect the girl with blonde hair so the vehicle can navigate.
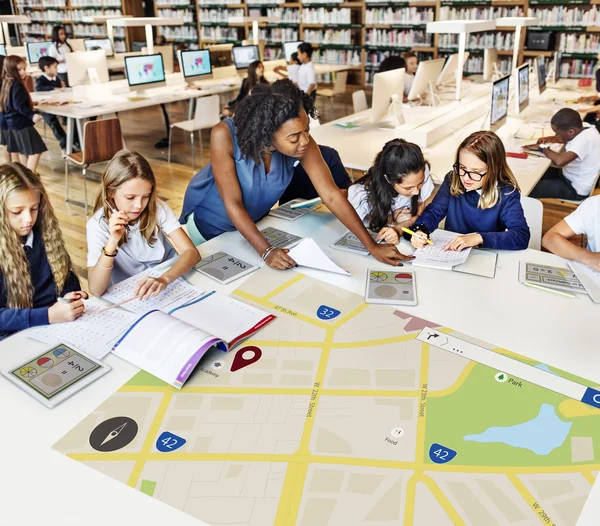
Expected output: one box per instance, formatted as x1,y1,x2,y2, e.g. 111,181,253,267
87,150,200,298
410,131,530,251
0,163,86,340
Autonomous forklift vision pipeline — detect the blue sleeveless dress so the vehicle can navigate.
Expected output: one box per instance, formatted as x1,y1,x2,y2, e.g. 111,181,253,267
180,118,297,240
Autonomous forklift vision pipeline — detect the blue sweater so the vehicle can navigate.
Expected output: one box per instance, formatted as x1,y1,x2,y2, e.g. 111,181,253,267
414,174,530,250
3,81,37,131
0,227,81,340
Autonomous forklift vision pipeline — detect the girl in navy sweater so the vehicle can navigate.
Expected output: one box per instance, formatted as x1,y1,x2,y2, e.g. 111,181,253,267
410,131,530,251
0,55,46,172
0,163,87,341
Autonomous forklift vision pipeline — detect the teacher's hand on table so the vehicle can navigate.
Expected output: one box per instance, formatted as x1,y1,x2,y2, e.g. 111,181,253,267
266,248,297,270
370,244,413,266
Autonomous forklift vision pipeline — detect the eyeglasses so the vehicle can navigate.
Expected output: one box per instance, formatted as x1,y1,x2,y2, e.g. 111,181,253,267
453,164,487,182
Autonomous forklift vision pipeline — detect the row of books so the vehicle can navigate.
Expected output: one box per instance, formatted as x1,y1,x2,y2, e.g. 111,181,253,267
558,33,600,54
527,6,600,27
365,7,435,25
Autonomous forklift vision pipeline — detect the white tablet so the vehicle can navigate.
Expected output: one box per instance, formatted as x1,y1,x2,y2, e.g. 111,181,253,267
365,269,417,306
1,343,111,408
260,226,303,249
519,261,586,294
269,199,320,221
194,251,258,285
331,230,378,256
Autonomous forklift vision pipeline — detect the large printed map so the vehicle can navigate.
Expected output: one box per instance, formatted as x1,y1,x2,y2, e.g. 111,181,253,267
54,268,600,525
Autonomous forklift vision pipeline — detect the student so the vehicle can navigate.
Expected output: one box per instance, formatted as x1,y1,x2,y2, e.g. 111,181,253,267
529,108,600,201
0,163,87,341
348,139,434,244
48,25,73,87
223,60,269,117
180,79,406,269
87,150,200,297
402,51,419,95
279,145,351,204
0,55,46,171
0,54,9,163
542,195,600,270
410,131,530,251
35,56,80,151
297,43,317,101
378,55,405,74
274,52,301,84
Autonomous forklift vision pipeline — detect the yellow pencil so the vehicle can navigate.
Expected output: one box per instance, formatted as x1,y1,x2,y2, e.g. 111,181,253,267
401,227,433,245
524,281,577,299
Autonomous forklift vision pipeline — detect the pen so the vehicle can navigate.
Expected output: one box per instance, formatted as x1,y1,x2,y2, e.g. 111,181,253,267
524,281,577,299
401,227,433,245
109,204,130,232
97,295,138,314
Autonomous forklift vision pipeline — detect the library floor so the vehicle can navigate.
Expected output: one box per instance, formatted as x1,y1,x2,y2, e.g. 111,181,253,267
34,93,585,289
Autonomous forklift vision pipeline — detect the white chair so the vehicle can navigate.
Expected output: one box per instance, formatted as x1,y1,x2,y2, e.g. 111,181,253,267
352,89,368,113
521,196,543,250
317,71,348,118
168,95,221,172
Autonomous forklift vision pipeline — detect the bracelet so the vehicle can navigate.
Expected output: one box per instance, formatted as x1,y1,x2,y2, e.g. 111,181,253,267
261,246,276,261
102,246,118,257
97,260,114,270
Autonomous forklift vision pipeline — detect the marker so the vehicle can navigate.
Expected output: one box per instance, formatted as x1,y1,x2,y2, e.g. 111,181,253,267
524,281,577,299
231,346,262,372
97,295,138,314
401,227,433,245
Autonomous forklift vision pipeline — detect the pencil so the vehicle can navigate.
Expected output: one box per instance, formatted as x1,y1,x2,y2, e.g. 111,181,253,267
401,227,433,245
524,281,577,299
97,295,138,314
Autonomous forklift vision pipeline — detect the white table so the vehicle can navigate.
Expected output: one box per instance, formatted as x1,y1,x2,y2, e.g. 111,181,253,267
1,209,599,526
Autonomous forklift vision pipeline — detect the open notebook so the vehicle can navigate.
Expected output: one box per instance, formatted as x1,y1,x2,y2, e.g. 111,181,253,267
112,292,275,388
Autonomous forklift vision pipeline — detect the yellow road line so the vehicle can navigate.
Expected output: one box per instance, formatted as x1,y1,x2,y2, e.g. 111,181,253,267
119,385,312,396
508,473,554,524
331,302,368,329
241,340,326,348
428,362,477,398
319,388,420,398
583,471,596,485
274,462,302,526
263,273,305,301
126,391,174,488
330,333,418,348
421,474,467,526
415,343,430,466
403,474,418,526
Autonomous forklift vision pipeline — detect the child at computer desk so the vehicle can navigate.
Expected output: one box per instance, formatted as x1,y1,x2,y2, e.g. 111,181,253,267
347,138,434,244
409,131,530,251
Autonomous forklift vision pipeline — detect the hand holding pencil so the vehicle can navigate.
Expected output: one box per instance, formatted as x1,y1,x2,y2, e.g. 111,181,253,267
402,227,432,249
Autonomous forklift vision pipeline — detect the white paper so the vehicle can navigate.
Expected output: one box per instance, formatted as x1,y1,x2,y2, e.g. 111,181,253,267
413,230,471,270
288,238,351,275
568,261,600,302
27,300,137,359
102,267,205,315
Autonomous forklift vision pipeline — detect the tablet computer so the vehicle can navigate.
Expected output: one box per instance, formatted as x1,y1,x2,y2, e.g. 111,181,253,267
365,269,417,306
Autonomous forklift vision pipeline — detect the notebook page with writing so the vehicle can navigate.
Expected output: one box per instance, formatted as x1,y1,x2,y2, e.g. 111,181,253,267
412,230,471,270
112,310,223,388
169,292,276,348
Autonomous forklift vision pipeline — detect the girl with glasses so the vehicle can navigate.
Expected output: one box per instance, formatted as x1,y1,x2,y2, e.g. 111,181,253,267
409,131,530,251
348,138,434,244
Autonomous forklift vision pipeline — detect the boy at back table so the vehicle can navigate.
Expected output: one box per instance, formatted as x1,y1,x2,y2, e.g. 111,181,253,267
529,108,600,201
297,43,317,101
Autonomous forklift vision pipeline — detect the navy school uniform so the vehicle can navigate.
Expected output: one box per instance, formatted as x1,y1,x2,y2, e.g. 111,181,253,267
3,81,47,155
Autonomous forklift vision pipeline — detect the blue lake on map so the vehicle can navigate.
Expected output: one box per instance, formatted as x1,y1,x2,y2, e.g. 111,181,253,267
463,404,572,455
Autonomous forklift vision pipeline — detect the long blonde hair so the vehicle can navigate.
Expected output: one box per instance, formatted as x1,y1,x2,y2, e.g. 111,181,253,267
0,55,31,113
93,150,158,247
450,131,520,209
0,163,73,308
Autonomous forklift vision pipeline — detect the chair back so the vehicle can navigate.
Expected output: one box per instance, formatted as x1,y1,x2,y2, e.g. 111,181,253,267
352,89,368,113
24,75,34,93
142,44,174,74
193,95,221,129
333,71,348,96
69,39,86,52
521,195,543,250
82,118,125,165
212,65,237,80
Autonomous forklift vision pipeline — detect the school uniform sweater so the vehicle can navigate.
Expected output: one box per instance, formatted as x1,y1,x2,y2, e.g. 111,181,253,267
3,81,37,130
35,74,62,92
413,173,531,250
0,227,81,340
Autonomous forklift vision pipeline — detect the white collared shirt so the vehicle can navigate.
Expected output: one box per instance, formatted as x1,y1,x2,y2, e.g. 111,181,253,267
23,230,34,249
43,73,58,83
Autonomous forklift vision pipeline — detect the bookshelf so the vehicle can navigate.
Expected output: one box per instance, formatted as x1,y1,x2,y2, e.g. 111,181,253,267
155,0,199,48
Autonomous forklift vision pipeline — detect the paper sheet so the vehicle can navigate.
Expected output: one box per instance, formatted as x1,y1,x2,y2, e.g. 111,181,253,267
413,230,471,270
102,267,205,315
27,300,137,359
288,238,351,275
568,261,600,300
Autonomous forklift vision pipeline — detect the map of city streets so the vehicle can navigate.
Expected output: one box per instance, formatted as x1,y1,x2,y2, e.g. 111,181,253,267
54,268,600,525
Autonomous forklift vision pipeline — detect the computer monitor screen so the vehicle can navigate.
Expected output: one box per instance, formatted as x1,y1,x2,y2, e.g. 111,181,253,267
0,44,5,56
283,40,303,62
491,74,510,132
232,45,260,70
26,41,51,64
84,38,114,57
371,67,405,124
407,58,445,101
536,56,546,95
180,49,211,79
124,54,166,88
517,63,529,114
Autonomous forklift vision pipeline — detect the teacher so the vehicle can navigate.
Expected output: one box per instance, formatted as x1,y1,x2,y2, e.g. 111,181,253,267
180,79,408,269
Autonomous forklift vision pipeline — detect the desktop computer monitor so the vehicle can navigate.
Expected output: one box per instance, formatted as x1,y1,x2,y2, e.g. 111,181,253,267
536,56,547,95
407,58,445,102
283,40,303,62
65,50,109,86
26,41,51,64
124,53,166,92
552,51,560,84
491,74,510,132
371,67,405,124
483,48,498,82
516,63,529,114
84,38,114,57
179,49,211,81
232,45,260,70
0,44,5,56
437,52,470,86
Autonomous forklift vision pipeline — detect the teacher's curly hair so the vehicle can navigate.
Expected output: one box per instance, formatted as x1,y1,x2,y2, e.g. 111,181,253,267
234,79,318,163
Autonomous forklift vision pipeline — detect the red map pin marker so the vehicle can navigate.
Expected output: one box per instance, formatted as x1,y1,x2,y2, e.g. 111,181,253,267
230,346,262,372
